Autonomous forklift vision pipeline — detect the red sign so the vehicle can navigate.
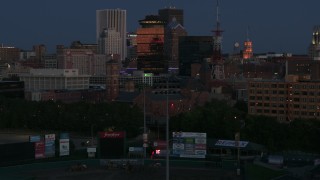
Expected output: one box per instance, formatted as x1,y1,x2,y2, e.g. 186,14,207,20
153,140,167,149
35,141,45,159
195,144,206,150
99,131,125,139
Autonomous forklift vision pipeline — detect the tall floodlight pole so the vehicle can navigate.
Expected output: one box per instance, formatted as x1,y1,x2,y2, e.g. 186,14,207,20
166,76,170,180
143,85,146,159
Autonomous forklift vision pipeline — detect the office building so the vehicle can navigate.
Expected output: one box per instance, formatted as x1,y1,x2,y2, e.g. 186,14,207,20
248,58,320,121
127,32,138,63
57,45,108,76
20,69,90,92
98,28,121,57
179,36,213,76
248,78,320,122
0,45,20,62
96,9,127,61
158,7,184,26
136,15,167,74
164,17,187,69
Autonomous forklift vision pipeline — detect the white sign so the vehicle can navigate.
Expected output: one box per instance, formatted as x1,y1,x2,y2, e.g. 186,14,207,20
87,147,97,153
59,139,70,156
173,143,184,150
172,132,206,138
129,147,143,152
172,132,207,158
215,140,249,148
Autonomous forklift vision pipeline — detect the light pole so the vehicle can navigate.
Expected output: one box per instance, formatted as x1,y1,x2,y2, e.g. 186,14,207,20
91,124,95,147
235,116,245,176
166,76,170,180
143,85,147,159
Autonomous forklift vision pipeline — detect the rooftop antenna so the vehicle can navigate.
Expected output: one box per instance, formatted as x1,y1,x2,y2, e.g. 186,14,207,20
212,0,224,61
216,0,220,31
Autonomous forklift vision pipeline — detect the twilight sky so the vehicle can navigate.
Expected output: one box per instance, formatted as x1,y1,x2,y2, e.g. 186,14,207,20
0,0,319,54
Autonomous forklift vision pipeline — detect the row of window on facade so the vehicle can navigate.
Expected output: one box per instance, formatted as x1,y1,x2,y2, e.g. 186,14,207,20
250,102,320,110
250,83,320,89
249,96,320,103
250,108,320,117
250,89,320,95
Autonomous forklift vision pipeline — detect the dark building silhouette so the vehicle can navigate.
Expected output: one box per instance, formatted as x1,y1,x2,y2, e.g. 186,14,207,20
179,36,213,76
164,17,187,69
158,7,184,26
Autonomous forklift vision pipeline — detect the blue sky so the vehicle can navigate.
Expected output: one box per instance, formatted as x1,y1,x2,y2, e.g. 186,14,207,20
0,0,319,54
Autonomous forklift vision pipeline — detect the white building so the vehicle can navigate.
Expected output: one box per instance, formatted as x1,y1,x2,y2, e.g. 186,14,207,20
57,47,108,76
96,9,127,61
98,28,121,56
20,69,90,91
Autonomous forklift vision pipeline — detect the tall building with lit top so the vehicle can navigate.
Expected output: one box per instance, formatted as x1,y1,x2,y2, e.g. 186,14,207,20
243,40,253,60
309,26,320,60
136,15,167,74
96,9,127,61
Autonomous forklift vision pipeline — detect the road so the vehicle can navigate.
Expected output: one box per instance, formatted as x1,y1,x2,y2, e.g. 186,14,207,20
23,166,240,180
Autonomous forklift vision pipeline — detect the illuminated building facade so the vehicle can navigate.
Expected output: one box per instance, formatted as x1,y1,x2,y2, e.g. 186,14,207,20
96,9,127,61
136,15,167,74
243,40,253,59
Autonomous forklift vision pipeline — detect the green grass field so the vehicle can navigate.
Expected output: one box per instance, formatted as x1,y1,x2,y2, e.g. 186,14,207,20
245,164,285,180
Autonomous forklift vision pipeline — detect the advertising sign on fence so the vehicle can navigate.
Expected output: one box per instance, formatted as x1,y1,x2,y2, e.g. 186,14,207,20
172,132,207,158
45,134,55,158
35,141,45,159
59,133,70,156
59,139,70,156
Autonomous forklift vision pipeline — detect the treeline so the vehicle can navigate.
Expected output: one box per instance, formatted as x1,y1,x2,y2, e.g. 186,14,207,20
1,96,320,153
0,97,143,138
170,100,320,153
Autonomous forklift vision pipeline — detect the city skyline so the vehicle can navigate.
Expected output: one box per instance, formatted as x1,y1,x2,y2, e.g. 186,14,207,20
0,0,319,54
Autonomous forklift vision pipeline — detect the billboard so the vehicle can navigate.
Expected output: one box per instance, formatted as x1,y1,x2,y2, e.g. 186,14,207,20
172,132,207,158
99,131,126,158
45,134,55,158
59,133,70,156
35,141,45,159
29,135,45,159
59,139,70,156
215,140,249,148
